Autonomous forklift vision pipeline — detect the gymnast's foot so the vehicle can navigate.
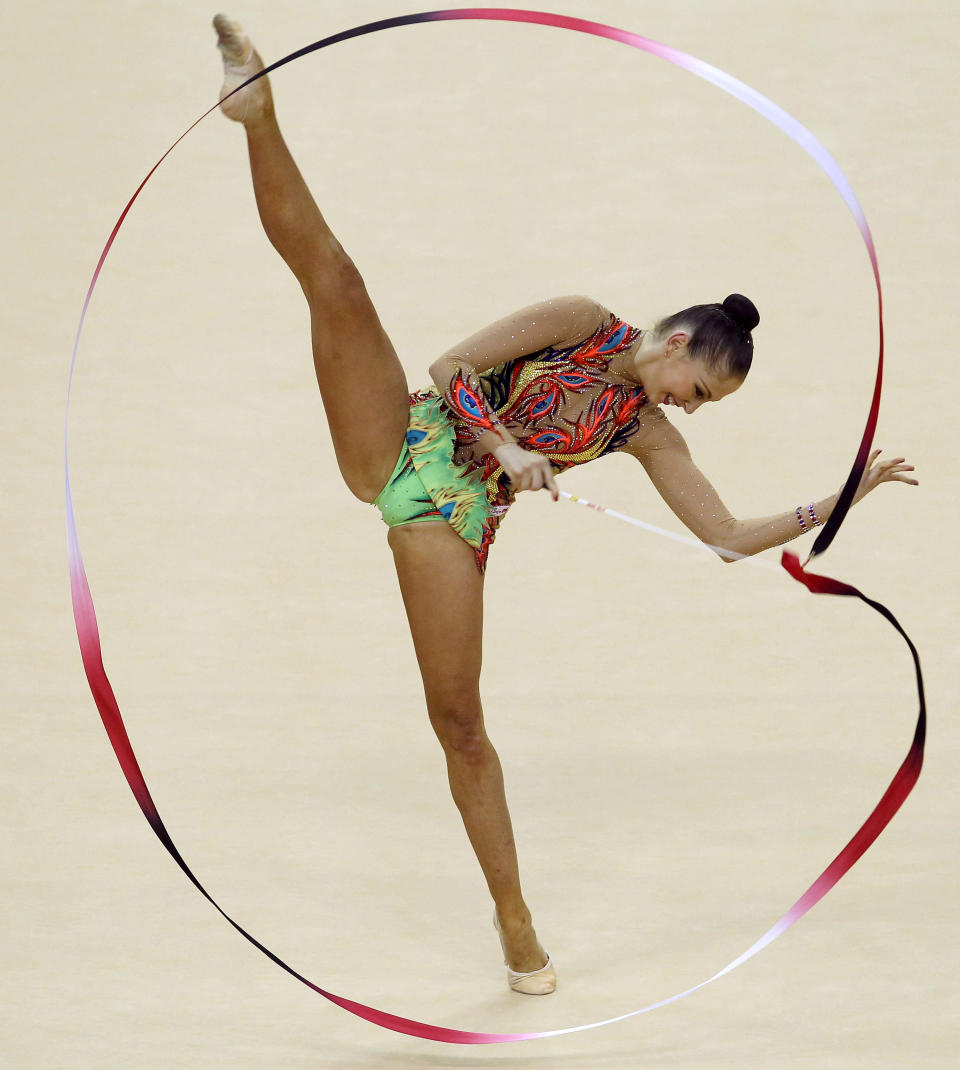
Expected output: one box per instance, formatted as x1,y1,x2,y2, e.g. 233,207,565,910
213,13,272,124
494,907,556,995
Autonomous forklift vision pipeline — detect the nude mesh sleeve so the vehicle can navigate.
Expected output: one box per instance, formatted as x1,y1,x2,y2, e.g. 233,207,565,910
630,414,836,560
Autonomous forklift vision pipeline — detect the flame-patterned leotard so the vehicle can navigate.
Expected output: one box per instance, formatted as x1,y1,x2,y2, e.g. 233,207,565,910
373,311,669,570
436,313,665,570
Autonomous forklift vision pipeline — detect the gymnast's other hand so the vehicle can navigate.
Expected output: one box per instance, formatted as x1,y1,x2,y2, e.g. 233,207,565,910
852,449,918,505
493,442,560,500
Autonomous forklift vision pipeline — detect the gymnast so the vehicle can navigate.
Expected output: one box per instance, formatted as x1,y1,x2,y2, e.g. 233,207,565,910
213,15,917,996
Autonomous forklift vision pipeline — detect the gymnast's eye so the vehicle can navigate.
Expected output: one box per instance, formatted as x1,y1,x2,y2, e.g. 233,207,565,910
695,386,704,399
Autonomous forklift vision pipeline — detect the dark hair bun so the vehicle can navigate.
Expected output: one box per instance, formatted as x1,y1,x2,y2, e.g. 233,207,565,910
721,294,760,332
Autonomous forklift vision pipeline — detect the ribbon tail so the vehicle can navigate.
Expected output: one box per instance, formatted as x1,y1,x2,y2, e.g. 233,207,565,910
779,551,926,912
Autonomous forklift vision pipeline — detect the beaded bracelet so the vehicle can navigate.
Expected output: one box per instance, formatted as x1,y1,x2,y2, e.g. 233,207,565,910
797,503,821,532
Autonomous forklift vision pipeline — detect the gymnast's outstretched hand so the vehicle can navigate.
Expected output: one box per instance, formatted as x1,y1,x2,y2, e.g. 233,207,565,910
493,441,560,500
852,448,918,505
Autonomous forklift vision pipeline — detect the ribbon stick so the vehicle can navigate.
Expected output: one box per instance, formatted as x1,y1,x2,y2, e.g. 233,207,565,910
67,9,924,1044
559,490,781,569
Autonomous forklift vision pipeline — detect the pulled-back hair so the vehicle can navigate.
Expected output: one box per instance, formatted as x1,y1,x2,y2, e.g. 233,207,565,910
652,293,759,380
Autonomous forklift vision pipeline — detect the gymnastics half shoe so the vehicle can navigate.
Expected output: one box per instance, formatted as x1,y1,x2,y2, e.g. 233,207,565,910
493,909,557,995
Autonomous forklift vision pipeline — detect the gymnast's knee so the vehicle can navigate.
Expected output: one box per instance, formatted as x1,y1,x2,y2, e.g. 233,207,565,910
427,693,486,758
303,248,369,311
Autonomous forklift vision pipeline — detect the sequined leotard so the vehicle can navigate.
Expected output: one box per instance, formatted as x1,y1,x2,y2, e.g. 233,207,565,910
437,314,660,569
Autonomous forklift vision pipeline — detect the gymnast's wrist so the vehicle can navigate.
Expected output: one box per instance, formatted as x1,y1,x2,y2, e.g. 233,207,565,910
488,432,519,458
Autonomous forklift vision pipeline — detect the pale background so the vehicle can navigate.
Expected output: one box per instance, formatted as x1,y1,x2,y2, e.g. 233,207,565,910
3,1,957,1067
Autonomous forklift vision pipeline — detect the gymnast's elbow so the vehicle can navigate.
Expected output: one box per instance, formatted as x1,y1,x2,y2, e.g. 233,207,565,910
428,355,455,378
710,519,747,564
713,536,745,564
427,355,459,393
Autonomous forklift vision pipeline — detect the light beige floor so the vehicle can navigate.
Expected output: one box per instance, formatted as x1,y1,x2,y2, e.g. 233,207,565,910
4,1,957,1066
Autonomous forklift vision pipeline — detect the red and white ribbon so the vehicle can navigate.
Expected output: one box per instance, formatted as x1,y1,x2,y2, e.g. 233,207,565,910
66,8,925,1045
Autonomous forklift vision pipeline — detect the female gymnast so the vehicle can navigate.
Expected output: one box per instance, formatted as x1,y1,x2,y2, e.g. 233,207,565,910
213,15,917,996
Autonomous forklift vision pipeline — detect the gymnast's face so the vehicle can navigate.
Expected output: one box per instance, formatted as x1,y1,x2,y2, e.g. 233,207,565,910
650,332,743,414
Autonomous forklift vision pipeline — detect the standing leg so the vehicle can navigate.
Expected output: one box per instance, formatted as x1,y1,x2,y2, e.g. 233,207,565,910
216,17,551,989
388,522,551,983
215,15,409,501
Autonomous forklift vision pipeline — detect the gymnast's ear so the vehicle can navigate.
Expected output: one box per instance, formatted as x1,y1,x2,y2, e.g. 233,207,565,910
663,330,691,356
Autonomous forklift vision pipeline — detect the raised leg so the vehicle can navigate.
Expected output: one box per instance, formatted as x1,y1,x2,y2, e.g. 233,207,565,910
387,522,550,977
214,15,409,501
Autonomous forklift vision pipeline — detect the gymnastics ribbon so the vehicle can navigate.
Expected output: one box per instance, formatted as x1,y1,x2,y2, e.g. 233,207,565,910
66,8,925,1045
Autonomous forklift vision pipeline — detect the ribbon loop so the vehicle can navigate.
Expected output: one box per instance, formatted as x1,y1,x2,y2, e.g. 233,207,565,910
66,9,923,1045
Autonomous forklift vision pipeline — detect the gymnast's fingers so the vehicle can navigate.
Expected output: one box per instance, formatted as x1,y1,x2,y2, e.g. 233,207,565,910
875,456,918,485
535,461,553,492
886,458,918,480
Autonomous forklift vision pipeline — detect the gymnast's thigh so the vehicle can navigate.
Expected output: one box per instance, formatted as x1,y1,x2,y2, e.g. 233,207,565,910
387,522,484,706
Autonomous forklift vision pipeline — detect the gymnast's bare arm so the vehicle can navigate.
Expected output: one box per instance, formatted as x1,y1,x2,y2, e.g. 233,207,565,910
626,419,918,561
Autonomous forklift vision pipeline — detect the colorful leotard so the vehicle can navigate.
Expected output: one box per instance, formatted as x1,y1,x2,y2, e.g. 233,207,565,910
372,390,496,547
375,314,662,571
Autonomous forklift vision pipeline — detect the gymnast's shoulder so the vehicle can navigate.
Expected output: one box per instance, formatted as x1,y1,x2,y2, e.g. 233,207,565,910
620,401,681,459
